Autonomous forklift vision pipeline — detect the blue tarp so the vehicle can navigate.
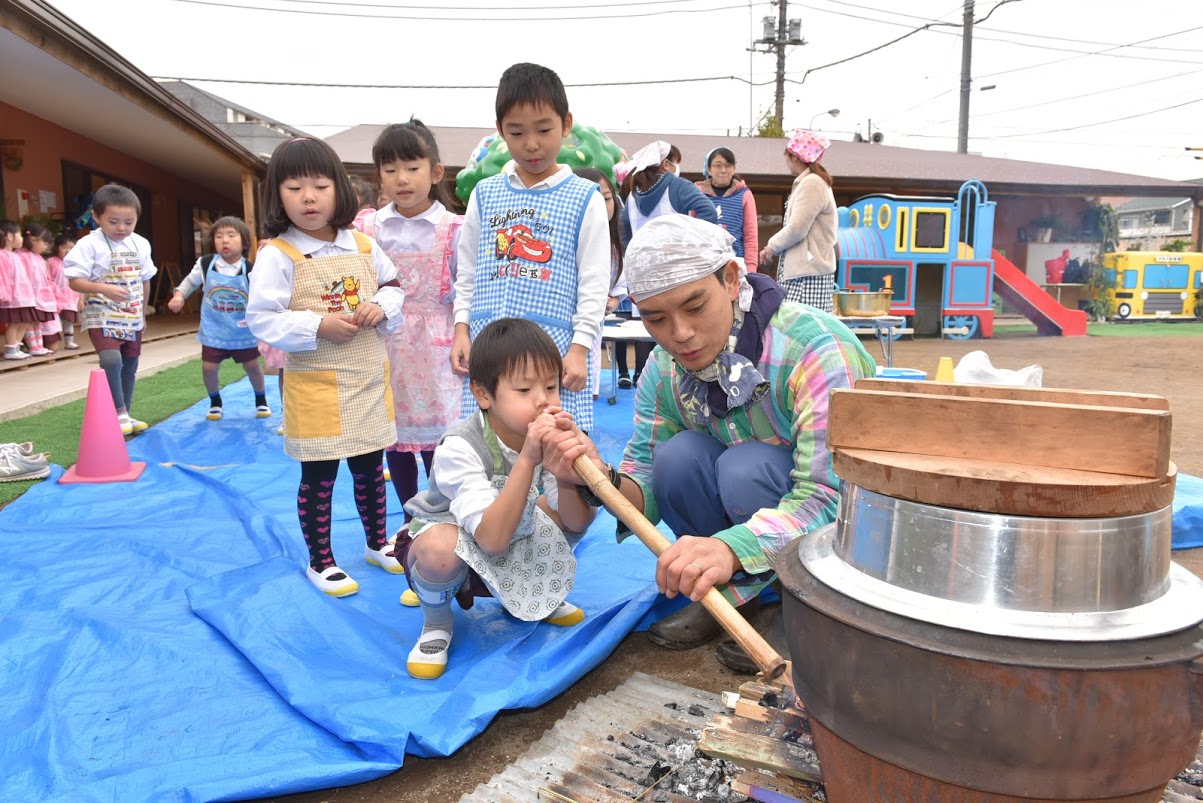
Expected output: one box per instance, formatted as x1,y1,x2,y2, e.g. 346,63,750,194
3,374,1203,801
1,375,682,802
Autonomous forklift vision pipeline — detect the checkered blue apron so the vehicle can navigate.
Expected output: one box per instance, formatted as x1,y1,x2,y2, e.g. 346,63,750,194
464,173,599,431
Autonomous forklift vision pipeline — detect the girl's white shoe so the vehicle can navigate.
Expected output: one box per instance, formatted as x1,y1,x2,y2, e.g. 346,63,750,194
305,565,359,597
365,544,404,574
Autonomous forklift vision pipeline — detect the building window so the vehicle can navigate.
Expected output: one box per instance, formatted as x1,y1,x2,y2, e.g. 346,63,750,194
60,161,152,239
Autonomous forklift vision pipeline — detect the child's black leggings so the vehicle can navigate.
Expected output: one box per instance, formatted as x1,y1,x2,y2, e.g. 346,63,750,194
298,450,388,572
386,449,434,522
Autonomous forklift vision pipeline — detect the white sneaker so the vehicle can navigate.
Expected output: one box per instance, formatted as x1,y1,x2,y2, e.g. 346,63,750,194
127,416,149,433
26,346,52,357
64,338,80,350
0,442,37,457
206,406,223,421
0,451,50,482
117,413,134,435
3,349,31,361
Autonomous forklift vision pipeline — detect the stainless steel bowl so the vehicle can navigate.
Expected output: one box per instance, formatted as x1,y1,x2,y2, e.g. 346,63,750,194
796,484,1203,640
834,289,893,317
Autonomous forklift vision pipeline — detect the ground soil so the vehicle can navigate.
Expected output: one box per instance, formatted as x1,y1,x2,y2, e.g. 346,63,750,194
265,332,1203,803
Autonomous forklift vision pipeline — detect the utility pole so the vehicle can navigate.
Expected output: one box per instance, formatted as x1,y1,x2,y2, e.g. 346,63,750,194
753,0,804,132
957,0,974,154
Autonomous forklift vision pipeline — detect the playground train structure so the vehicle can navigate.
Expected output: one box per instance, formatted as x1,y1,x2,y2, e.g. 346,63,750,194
835,179,1089,338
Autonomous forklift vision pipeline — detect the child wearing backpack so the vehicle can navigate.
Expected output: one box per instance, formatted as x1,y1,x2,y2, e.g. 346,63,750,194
168,216,271,420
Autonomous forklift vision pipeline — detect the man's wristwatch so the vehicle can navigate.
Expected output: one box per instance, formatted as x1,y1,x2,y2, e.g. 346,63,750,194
576,462,622,507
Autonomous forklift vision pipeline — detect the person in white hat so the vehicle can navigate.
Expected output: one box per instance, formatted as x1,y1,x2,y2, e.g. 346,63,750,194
539,214,875,671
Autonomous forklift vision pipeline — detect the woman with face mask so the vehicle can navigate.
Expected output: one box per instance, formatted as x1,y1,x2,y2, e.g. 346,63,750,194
696,148,759,273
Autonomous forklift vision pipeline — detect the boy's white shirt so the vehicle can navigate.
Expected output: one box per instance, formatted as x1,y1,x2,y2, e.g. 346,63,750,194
176,255,245,297
434,412,560,539
62,229,157,282
245,227,404,353
453,162,610,350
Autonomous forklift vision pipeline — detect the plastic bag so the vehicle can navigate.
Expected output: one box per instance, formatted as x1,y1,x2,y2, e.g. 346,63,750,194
953,350,1042,387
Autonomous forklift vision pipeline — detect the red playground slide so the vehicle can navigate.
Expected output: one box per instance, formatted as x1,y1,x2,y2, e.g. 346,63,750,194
992,249,1088,336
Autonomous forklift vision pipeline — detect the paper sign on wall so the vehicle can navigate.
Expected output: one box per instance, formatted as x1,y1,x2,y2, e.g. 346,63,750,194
39,191,56,211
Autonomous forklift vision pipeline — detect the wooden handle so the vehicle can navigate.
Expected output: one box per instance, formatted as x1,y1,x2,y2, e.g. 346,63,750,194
573,456,787,681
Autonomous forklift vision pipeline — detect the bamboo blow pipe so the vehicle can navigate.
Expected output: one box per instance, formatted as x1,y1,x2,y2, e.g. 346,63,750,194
572,456,788,681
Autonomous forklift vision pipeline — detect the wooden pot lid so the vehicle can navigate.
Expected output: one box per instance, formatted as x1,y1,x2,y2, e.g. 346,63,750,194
833,448,1177,518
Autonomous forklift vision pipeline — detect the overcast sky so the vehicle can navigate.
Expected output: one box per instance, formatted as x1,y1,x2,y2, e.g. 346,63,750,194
46,0,1203,181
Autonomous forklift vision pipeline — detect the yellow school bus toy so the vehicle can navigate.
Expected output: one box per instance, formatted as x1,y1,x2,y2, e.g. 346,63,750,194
1101,251,1203,320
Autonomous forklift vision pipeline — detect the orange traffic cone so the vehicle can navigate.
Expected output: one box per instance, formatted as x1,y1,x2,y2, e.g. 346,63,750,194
59,369,146,484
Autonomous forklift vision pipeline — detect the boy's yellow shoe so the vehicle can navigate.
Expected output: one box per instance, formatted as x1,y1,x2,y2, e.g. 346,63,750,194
544,602,585,626
407,629,451,679
400,589,420,607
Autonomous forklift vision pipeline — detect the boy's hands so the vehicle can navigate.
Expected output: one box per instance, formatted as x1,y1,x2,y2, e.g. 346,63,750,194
562,344,589,392
317,314,359,344
450,326,471,376
519,411,558,466
100,285,130,303
352,301,384,328
167,292,184,313
539,410,602,486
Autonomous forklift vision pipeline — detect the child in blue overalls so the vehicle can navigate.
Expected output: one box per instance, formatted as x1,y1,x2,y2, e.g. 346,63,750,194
168,216,271,421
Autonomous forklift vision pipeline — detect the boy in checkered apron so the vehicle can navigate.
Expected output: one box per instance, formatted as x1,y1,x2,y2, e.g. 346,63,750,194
449,63,611,434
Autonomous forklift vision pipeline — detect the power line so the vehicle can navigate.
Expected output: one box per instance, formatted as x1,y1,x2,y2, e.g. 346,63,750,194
978,25,1203,78
806,0,1203,52
975,96,1203,139
933,67,1203,123
154,75,777,89
162,0,768,21
266,0,716,8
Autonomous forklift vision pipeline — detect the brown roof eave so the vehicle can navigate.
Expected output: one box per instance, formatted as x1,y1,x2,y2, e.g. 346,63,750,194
6,1,265,175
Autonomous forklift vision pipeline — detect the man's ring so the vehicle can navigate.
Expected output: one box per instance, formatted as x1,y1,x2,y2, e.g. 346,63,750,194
690,560,703,571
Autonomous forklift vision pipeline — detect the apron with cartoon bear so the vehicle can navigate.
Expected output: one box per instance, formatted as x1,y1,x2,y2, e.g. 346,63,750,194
271,232,395,462
81,235,144,340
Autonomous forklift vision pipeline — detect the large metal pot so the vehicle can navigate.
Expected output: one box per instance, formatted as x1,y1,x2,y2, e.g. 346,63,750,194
834,289,892,317
802,486,1203,641
779,539,1203,801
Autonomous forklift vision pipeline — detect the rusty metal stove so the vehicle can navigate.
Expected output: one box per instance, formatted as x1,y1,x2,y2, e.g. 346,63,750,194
779,380,1203,802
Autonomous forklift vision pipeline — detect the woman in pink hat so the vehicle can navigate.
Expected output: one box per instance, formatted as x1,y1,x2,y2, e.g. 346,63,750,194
759,129,838,312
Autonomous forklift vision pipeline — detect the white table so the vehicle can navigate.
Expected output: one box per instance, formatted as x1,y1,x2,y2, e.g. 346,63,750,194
599,319,655,405
836,315,905,368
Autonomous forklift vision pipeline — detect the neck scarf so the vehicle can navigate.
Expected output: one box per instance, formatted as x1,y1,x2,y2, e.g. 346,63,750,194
677,273,785,427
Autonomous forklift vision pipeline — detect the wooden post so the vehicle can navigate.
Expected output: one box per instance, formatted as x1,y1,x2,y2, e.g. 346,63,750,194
241,170,258,244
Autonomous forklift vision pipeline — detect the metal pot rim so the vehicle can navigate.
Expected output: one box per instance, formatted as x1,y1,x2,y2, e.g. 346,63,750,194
801,523,1203,641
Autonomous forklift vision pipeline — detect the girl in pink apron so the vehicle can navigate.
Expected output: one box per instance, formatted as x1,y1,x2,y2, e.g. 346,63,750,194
246,137,407,599
19,224,59,355
1,219,44,360
354,120,465,533
49,233,82,350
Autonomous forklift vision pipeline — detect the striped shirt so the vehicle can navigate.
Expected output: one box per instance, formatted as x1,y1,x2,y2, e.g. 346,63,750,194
619,302,876,604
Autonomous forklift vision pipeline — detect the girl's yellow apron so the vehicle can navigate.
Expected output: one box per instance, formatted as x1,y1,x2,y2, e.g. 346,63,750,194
270,232,395,461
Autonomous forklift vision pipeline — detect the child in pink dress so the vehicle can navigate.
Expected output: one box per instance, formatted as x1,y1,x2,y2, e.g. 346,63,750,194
1,220,54,359
19,224,60,354
353,119,464,529
49,233,82,350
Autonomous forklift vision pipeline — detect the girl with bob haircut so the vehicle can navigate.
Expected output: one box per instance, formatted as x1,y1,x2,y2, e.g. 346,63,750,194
247,136,408,599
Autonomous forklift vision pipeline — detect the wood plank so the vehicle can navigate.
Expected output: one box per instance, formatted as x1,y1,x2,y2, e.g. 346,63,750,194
828,389,1171,479
731,770,825,803
699,727,822,782
854,378,1171,411
834,449,1177,518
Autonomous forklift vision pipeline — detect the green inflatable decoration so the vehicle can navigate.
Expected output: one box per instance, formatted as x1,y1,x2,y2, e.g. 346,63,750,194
455,123,625,205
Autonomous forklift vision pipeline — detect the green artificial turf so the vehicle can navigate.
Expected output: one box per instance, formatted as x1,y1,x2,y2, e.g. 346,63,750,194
0,359,248,507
